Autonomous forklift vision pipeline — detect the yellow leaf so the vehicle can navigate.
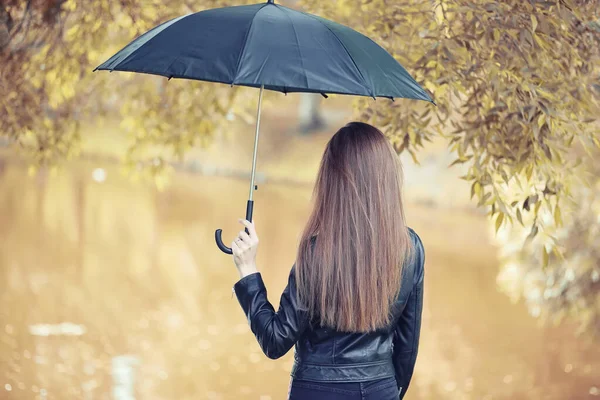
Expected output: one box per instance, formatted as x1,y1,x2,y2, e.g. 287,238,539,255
517,208,524,226
552,246,565,261
525,168,531,181
424,81,436,93
533,33,547,49
474,181,482,198
537,88,558,101
531,15,538,32
63,0,77,12
88,49,99,62
61,83,75,100
408,149,420,165
493,29,500,42
495,212,504,233
537,113,546,129
65,25,80,41
434,84,446,99
554,204,562,226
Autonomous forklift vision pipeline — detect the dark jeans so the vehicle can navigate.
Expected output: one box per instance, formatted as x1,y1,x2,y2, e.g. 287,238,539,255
288,376,399,400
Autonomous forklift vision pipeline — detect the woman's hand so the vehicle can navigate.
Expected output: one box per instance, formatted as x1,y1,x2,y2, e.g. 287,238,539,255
231,219,259,279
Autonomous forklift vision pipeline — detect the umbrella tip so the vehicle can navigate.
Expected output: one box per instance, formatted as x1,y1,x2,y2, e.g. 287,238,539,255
267,0,274,3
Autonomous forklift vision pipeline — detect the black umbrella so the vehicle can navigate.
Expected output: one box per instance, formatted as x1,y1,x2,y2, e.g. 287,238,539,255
95,0,434,254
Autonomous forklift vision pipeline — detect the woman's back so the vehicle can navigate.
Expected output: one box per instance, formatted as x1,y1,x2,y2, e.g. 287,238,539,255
233,227,425,398
295,227,423,370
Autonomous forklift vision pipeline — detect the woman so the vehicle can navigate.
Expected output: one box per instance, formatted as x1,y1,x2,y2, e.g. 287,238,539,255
230,122,425,400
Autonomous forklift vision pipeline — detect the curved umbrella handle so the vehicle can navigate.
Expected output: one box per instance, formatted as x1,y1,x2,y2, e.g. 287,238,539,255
215,229,233,254
215,200,254,255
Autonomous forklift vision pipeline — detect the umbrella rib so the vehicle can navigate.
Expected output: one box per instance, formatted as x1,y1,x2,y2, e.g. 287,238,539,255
232,4,269,84
304,15,374,98
279,6,309,89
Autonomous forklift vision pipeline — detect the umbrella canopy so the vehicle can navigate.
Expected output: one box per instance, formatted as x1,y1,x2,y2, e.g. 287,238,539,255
95,0,432,103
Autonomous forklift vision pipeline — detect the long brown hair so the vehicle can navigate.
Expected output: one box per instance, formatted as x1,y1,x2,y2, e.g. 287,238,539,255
295,122,413,333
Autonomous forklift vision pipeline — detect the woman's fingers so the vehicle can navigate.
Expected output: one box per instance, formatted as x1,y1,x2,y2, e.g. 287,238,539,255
231,239,240,254
238,230,251,244
238,219,258,241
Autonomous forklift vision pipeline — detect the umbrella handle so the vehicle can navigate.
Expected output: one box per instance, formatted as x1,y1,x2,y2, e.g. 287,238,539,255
215,200,254,255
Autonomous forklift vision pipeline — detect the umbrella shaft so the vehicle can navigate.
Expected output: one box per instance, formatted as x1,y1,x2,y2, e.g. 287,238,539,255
249,85,264,201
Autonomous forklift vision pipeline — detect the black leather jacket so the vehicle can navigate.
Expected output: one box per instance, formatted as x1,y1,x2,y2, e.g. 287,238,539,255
233,228,425,399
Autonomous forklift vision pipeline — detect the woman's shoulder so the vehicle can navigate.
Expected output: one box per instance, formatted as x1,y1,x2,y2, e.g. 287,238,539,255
407,227,424,252
406,226,425,280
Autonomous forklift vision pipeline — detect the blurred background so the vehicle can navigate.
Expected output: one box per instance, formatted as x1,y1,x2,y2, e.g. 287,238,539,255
1,0,599,399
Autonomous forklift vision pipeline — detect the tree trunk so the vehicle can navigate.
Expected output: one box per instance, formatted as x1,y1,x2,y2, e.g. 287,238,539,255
298,93,325,134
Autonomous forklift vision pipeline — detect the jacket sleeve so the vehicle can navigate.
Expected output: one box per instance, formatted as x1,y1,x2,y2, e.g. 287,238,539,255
393,229,425,399
233,266,309,360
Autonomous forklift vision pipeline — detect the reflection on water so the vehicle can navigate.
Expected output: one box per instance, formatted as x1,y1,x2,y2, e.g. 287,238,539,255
112,355,139,400
0,158,599,399
29,324,86,337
